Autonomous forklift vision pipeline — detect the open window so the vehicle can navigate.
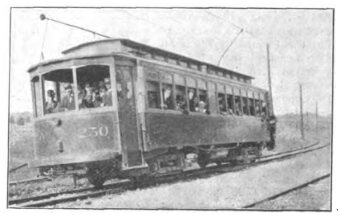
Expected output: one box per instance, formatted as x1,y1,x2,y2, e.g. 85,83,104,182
226,86,234,115
260,92,267,116
42,69,74,114
217,84,226,114
146,81,160,109
233,88,242,116
254,92,261,116
241,90,249,115
248,90,255,116
174,74,187,111
76,65,112,110
187,77,197,112
160,72,174,110
197,79,208,114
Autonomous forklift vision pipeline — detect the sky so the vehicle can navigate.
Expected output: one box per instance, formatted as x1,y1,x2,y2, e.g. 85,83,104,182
10,8,333,115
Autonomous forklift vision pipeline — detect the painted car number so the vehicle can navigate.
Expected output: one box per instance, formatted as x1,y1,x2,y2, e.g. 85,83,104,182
77,126,109,138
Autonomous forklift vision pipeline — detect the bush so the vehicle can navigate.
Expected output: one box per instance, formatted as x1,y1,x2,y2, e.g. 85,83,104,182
16,117,25,126
9,115,15,124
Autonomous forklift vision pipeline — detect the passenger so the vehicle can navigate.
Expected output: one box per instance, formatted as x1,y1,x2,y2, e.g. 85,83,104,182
176,95,186,111
198,100,207,113
261,102,267,116
218,96,226,114
82,83,94,108
77,85,86,109
45,89,57,113
148,92,158,108
255,101,260,116
102,78,112,106
99,80,106,90
235,100,241,115
228,108,234,115
162,88,173,109
60,84,75,111
93,91,103,108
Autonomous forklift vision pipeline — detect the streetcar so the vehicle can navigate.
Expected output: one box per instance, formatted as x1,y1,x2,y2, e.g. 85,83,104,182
28,38,276,187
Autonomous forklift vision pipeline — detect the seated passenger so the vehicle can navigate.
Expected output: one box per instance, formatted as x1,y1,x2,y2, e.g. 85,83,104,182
102,78,112,106
255,102,260,116
261,102,267,116
77,85,86,109
148,92,158,108
198,100,207,113
235,101,241,115
188,90,195,112
60,84,75,111
82,83,94,108
93,92,103,108
45,89,57,113
176,95,186,111
228,108,234,115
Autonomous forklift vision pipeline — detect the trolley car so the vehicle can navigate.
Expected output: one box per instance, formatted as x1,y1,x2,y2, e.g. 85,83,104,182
28,39,276,187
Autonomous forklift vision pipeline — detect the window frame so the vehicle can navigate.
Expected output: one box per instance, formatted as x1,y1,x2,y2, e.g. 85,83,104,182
34,57,116,117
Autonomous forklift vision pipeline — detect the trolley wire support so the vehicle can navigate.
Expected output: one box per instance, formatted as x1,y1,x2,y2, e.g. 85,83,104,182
217,28,244,66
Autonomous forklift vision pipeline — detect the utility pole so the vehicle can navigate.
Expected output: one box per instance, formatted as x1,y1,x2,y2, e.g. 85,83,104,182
316,102,318,137
299,84,305,140
266,44,274,116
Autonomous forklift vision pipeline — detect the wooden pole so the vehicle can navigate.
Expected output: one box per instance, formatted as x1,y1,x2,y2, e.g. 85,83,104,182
266,44,274,116
299,84,305,140
316,102,318,137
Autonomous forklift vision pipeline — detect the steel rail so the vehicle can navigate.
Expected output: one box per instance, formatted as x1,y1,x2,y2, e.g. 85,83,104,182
9,177,52,186
242,173,331,208
9,180,129,206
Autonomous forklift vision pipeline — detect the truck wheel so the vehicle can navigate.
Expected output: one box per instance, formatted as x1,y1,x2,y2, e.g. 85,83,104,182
86,165,106,188
197,151,209,168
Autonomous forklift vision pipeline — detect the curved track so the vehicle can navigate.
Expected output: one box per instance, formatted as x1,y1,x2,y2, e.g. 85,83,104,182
242,173,331,208
9,141,329,208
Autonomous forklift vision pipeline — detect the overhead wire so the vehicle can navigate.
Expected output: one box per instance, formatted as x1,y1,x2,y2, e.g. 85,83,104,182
118,9,176,48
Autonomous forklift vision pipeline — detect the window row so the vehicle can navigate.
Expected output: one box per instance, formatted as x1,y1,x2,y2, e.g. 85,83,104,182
145,70,267,117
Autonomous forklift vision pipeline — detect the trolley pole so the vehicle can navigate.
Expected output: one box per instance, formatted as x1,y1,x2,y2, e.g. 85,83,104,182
299,84,305,140
266,44,274,116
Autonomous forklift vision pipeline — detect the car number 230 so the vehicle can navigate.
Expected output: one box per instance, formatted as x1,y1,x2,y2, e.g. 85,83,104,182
77,126,109,138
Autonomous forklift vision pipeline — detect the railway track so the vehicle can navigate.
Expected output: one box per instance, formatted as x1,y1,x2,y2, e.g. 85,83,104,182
242,173,331,209
9,141,330,208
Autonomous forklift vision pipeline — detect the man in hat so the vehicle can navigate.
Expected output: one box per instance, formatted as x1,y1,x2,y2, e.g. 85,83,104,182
102,78,112,106
60,83,75,111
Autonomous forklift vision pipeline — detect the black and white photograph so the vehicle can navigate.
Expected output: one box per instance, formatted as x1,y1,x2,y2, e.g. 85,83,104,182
6,6,334,211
